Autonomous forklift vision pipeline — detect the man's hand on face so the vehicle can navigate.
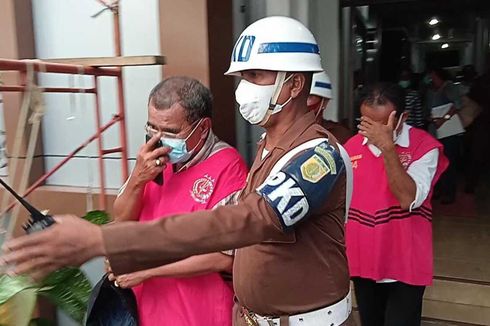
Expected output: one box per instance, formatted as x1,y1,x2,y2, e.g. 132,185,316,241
132,133,171,187
358,111,397,152
0,215,105,281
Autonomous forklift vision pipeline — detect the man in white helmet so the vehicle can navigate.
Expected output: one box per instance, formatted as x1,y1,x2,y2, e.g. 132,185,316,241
308,71,353,144
2,16,354,326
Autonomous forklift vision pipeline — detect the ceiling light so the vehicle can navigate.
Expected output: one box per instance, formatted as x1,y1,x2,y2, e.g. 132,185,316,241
432,33,441,40
429,18,439,26
441,43,449,49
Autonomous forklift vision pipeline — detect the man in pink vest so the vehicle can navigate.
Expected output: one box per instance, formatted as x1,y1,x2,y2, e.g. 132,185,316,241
110,76,248,326
344,82,448,326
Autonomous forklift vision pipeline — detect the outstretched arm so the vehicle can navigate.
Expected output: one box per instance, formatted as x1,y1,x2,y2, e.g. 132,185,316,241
1,140,343,279
114,253,233,288
0,193,280,279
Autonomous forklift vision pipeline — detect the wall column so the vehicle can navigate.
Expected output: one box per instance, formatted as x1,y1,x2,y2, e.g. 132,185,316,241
158,0,236,146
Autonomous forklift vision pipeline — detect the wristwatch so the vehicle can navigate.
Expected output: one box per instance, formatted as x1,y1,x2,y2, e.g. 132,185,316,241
443,114,451,120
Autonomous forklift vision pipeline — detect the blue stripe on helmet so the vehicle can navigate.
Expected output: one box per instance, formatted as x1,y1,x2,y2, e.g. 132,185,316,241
315,81,332,89
257,42,320,54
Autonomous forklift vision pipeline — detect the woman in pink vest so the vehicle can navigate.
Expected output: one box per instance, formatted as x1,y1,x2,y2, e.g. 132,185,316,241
111,77,248,326
344,82,448,326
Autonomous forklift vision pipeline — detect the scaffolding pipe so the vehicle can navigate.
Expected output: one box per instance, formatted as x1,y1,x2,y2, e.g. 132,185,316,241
115,75,129,181
0,86,97,93
111,0,129,180
0,59,120,76
93,77,107,210
1,116,121,213
101,147,123,155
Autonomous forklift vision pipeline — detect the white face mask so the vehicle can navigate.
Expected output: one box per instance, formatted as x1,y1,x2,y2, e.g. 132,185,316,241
235,72,293,125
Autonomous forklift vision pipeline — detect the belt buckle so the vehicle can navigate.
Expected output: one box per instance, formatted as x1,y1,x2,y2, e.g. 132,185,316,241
241,307,259,326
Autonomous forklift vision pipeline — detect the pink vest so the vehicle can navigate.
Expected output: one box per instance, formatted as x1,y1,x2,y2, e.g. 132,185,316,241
135,147,248,326
344,128,448,286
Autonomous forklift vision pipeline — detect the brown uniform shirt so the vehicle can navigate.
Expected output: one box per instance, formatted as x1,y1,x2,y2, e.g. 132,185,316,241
321,119,353,145
102,112,350,320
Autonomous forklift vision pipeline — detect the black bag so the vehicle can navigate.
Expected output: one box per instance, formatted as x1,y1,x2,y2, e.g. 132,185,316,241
85,274,138,326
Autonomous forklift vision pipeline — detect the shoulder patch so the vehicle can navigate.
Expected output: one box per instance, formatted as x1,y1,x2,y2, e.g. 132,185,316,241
300,154,329,183
314,144,337,175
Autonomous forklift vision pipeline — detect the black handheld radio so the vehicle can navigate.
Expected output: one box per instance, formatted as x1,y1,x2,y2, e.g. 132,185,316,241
145,134,164,185
0,178,55,234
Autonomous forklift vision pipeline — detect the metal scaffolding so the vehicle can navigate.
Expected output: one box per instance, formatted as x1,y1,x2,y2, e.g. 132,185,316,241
0,0,165,240
0,58,129,211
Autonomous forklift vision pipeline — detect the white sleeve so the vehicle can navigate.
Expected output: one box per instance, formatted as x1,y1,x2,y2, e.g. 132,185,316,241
117,178,130,197
406,148,439,211
117,172,133,197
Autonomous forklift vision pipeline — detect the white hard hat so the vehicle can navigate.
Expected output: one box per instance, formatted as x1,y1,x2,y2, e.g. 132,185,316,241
310,71,333,99
225,16,323,75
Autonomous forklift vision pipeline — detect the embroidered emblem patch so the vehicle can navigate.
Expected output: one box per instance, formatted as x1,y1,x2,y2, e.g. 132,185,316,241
314,145,337,174
300,154,329,183
190,174,215,204
398,152,412,169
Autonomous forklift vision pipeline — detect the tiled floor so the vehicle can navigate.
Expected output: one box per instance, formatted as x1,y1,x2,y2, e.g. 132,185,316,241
432,170,490,283
423,176,490,325
421,320,473,326
432,214,490,283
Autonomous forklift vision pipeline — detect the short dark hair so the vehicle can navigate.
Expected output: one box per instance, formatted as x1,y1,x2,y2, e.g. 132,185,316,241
358,82,406,116
148,76,213,123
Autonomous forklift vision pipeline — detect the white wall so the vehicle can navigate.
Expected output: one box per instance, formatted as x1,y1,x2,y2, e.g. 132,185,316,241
32,0,162,190
310,0,341,122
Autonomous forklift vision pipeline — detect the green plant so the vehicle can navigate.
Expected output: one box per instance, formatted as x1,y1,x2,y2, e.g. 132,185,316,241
0,210,110,326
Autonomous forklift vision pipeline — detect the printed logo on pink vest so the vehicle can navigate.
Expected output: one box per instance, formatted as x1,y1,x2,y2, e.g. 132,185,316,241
190,174,215,204
398,151,412,169
350,154,363,169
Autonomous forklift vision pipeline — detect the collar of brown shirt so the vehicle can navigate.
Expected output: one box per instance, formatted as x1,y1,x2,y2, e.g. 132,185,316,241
259,111,318,152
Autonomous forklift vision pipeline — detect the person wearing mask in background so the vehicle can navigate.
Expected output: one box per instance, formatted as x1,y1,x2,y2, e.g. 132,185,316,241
345,82,448,326
426,67,464,204
307,71,353,144
110,76,248,326
2,17,355,326
398,67,425,129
